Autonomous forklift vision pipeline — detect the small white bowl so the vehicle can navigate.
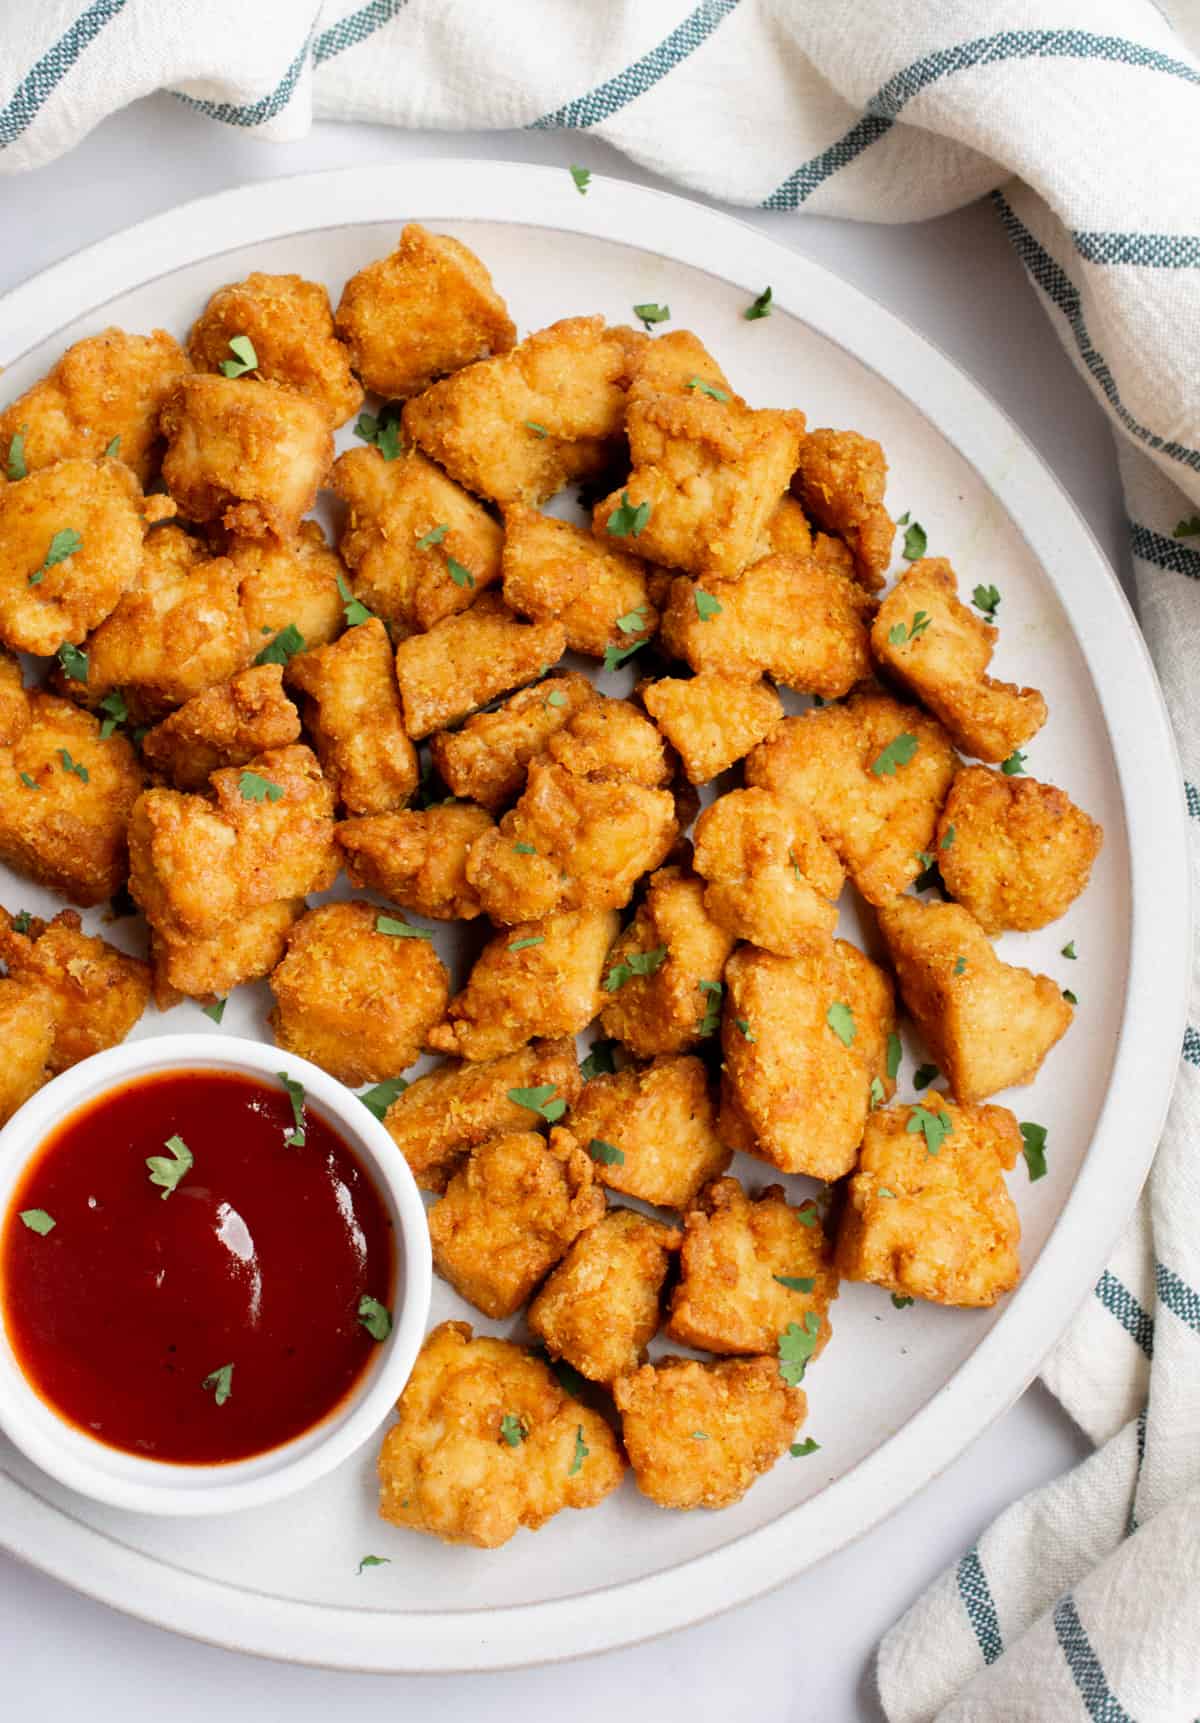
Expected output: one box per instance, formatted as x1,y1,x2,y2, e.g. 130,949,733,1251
0,1034,431,1516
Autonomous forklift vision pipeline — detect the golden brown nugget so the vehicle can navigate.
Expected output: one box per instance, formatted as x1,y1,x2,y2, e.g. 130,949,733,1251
160,373,332,540
718,941,895,1182
567,1054,730,1209
692,788,844,957
0,908,150,1072
598,865,734,1058
392,595,566,739
614,1355,805,1511
336,802,494,921
544,696,670,788
0,327,190,485
627,328,734,400
427,906,618,1062
377,1321,623,1548
141,664,300,790
642,672,783,784
331,446,504,633
381,1038,582,1192
871,558,1048,763
268,901,449,1086
404,315,646,506
660,552,874,697
667,1178,837,1358
430,671,594,810
501,504,659,657
128,743,337,940
188,271,363,426
836,1095,1022,1306
746,688,957,905
286,618,418,814
427,1127,605,1318
0,977,56,1126
149,898,303,1008
764,492,815,556
229,519,345,651
877,893,1073,1104
336,224,516,400
936,764,1102,934
791,427,895,591
528,1208,682,1383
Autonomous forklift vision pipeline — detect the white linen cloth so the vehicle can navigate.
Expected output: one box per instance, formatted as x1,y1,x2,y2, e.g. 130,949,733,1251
3,2,1200,1714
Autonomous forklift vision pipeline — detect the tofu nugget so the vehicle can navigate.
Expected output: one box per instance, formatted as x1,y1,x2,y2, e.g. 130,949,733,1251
642,672,783,784
336,802,494,921
141,664,300,790
837,1096,1022,1306
529,1208,681,1383
229,519,346,651
502,504,659,657
614,1355,804,1511
0,908,149,1070
392,594,566,739
430,671,594,810
791,427,894,590
692,788,844,957
0,977,56,1126
746,689,956,904
286,617,417,814
936,764,1102,933
871,559,1047,762
149,898,302,1008
378,1321,623,1548
428,1127,605,1317
567,1054,730,1209
336,224,516,400
599,865,735,1057
877,894,1073,1103
188,271,363,425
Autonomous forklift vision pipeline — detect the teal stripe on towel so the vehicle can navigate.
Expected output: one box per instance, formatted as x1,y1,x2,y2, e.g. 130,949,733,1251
0,0,129,149
956,1545,1003,1664
532,0,739,131
1054,1596,1134,1722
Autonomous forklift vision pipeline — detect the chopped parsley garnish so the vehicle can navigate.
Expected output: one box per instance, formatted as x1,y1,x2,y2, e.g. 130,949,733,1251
6,424,27,481
202,998,226,1025
446,556,475,589
888,610,930,645
336,571,373,626
877,1187,897,1200
633,302,670,330
790,1438,820,1457
869,1076,886,1109
104,435,121,459
1173,516,1200,539
30,527,83,586
524,421,549,438
238,770,283,803
499,1413,526,1447
777,1312,821,1385
254,622,305,667
544,1353,587,1398
98,688,129,738
355,404,403,460
686,377,729,401
972,583,1001,619
915,851,934,870
886,1031,902,1081
580,1038,617,1081
774,1274,815,1293
1063,988,1078,1005
507,1083,567,1123
797,1207,819,1229
605,491,651,539
146,1134,193,1199
825,1002,855,1046
357,1555,391,1573
416,523,448,550
1062,941,1077,960
508,935,545,952
695,589,722,620
744,285,773,320
616,605,647,634
359,1076,408,1120
913,1063,939,1090
11,910,33,934
901,521,927,561
940,824,956,850
219,335,258,378
905,1103,952,1157
603,945,667,991
545,689,567,708
698,978,723,1036
358,1295,392,1341
56,642,88,682
735,1018,756,1041
569,1425,589,1475
512,841,537,855
602,636,649,672
569,165,591,194
202,1363,234,1405
587,1139,625,1165
870,733,918,777
953,955,967,975
375,914,433,939
19,1208,55,1236
1020,1121,1048,1182
276,1073,307,1147
891,1294,915,1309
18,772,38,791
1001,750,1027,775
691,1431,709,1441
57,748,88,782
896,511,910,526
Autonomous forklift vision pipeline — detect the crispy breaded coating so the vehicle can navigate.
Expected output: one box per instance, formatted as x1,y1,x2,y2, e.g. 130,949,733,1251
268,900,449,1086
642,671,782,784
403,316,646,506
381,1038,582,1192
0,907,149,1071
430,671,594,810
692,788,844,957
877,894,1073,1104
0,327,190,485
667,1178,837,1358
837,1095,1022,1306
719,940,895,1181
791,427,894,591
501,504,658,657
426,906,618,1062
392,594,566,739
428,1127,605,1317
567,1054,730,1208
871,558,1048,763
377,1321,623,1547
598,865,734,1057
544,697,670,787
149,897,302,1008
286,617,418,814
331,446,504,634
765,492,814,556
188,271,363,426
141,664,300,790
746,689,956,904
228,519,345,651
528,1208,681,1383
336,224,516,400
936,765,1103,933
128,743,337,939
614,1354,804,1511
336,801,494,921
0,976,56,1125
160,374,332,540
659,552,874,696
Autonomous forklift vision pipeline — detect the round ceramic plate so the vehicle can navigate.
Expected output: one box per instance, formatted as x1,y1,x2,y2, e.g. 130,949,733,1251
0,161,1189,1672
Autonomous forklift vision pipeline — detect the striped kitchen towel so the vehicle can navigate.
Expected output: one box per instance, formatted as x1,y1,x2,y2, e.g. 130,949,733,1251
4,1,1200,1715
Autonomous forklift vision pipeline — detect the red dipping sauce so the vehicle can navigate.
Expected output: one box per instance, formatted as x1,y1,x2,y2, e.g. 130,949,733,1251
1,1070,394,1465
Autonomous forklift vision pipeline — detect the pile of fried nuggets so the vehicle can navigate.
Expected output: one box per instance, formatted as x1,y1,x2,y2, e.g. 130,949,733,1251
0,225,1103,1547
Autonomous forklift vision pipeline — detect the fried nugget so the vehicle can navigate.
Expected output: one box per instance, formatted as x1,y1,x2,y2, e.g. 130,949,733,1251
336,801,494,921
336,225,516,400
837,1095,1022,1306
746,688,956,904
392,594,566,739
378,1321,623,1548
331,446,504,634
544,696,670,788
877,893,1072,1103
529,1208,681,1383
567,1054,730,1208
501,504,659,657
428,1127,605,1318
871,559,1048,762
0,908,149,1070
188,271,362,425
791,427,894,590
141,664,300,790
642,671,782,784
765,492,814,556
429,671,594,809
614,1355,804,1511
403,316,646,506
598,865,734,1057
0,327,190,485
0,977,55,1126
692,788,844,956
149,897,302,1008
286,618,418,814
427,906,618,1062
228,519,346,651
160,374,332,540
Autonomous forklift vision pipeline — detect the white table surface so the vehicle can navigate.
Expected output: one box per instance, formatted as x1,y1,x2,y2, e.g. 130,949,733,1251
0,96,1118,1722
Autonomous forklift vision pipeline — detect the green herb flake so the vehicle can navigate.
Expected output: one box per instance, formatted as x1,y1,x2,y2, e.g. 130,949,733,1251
691,1431,709,1441
886,1030,903,1081
499,1413,526,1447
336,571,374,627
797,1207,819,1229
695,589,722,620
104,436,122,459
888,610,931,646
11,910,33,934
1173,516,1200,539
777,1311,821,1385
202,998,226,1025
237,770,283,803
202,1363,234,1405
360,1076,408,1120
1063,988,1078,1005
1001,750,1027,776
545,1354,587,1398
446,556,475,590
686,376,729,401
972,583,1001,619
355,405,403,460
877,1188,897,1200
57,748,88,783
357,1555,391,1573
98,688,129,738
580,1039,617,1081
30,527,83,585
146,1133,193,1199
735,1017,756,1042
905,1104,953,1157
605,491,651,540
869,1076,886,1110
902,521,928,561
891,1294,915,1309
774,1274,815,1293
545,689,568,708
825,1002,855,1047
913,1063,939,1091
603,945,668,991
1020,1121,1048,1182
698,978,723,1037
744,285,773,321
570,165,591,194
953,955,967,976
19,1208,55,1236
524,420,549,438
6,425,28,482
602,636,649,672
358,1295,392,1341
508,935,545,952
18,772,39,791
416,523,449,550
870,733,918,777
569,1424,589,1475
1062,941,1077,960
278,1071,307,1147
896,511,910,526
219,334,258,378
790,1438,820,1458
512,841,537,855
940,824,956,850
375,914,433,940
56,642,88,683
588,1138,625,1166
254,622,305,667
616,606,648,635
633,302,670,330
507,1083,567,1123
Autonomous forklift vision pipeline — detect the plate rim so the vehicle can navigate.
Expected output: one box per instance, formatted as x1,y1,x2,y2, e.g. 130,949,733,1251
0,157,1189,1672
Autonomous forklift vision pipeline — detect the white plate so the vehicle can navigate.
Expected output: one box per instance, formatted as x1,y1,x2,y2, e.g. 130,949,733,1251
0,161,1188,1672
